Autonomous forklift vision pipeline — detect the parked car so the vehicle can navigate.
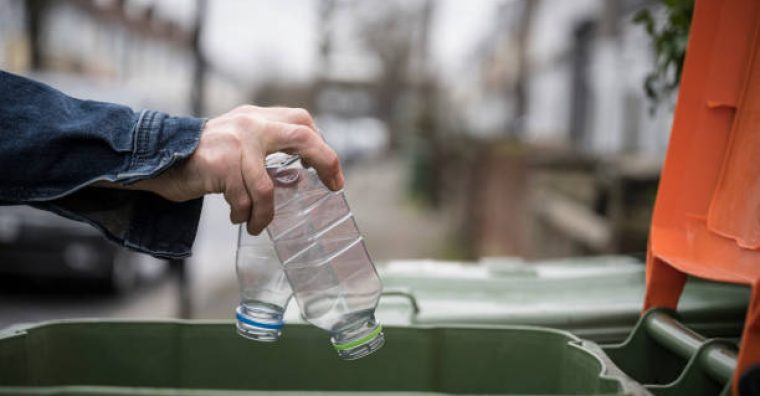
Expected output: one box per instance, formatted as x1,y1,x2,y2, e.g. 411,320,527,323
0,205,167,293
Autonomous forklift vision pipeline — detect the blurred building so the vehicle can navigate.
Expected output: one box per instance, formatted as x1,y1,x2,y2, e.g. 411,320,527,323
0,0,248,116
440,0,673,260
458,0,673,155
527,0,673,156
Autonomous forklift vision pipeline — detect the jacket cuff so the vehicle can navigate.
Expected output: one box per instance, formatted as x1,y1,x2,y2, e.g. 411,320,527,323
33,110,206,259
118,110,205,184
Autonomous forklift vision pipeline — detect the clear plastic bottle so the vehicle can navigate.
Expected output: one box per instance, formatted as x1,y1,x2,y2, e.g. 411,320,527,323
266,153,384,360
235,225,292,342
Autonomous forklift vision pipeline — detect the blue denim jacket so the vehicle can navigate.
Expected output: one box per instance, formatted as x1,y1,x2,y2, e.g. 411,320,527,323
0,70,205,258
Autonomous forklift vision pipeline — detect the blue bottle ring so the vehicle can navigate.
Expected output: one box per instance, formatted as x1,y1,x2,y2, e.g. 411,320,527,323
235,310,284,330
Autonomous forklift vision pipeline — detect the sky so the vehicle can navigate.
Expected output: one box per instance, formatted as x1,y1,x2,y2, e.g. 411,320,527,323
203,0,320,84
430,0,509,79
142,0,507,86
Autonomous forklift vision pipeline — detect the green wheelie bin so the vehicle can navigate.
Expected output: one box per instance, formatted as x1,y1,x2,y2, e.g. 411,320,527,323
0,308,738,395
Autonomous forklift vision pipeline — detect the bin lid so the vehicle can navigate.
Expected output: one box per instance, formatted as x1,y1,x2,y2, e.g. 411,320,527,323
643,0,760,393
368,257,748,343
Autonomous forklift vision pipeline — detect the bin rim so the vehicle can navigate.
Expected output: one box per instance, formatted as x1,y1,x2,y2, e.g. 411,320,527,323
0,318,639,396
1,317,594,340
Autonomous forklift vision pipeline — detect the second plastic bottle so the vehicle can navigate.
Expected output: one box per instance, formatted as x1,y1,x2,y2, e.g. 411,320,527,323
266,153,384,360
235,226,292,342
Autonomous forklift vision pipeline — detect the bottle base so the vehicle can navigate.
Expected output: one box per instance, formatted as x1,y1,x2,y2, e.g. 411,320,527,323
332,320,384,360
235,304,285,342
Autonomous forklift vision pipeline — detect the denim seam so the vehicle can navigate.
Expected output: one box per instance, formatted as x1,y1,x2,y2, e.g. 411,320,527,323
117,117,204,184
129,109,158,171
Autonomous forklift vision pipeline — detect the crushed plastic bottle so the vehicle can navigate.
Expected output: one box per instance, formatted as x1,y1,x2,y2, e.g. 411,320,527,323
266,153,384,360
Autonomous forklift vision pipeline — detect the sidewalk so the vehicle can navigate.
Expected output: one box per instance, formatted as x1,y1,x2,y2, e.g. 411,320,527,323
345,156,454,262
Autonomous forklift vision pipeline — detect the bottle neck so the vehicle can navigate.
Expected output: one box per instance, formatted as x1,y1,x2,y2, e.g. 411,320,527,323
235,303,285,342
331,316,385,360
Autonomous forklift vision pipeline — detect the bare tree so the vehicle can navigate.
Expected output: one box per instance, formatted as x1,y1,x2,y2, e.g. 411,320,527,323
513,0,537,136
24,0,47,71
190,0,207,117
354,0,431,149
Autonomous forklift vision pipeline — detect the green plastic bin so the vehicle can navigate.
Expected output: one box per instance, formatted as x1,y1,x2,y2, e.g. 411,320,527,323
0,319,637,395
0,309,737,395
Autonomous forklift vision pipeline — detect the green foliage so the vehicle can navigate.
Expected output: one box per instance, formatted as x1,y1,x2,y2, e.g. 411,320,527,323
633,0,694,110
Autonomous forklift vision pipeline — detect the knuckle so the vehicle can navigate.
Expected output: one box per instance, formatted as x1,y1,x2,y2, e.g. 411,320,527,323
253,176,274,198
231,113,251,129
290,108,313,125
289,126,314,146
236,194,251,210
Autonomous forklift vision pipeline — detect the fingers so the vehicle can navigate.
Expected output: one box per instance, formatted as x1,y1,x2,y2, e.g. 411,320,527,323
265,121,344,191
219,105,343,235
240,151,274,235
273,107,318,131
223,170,251,225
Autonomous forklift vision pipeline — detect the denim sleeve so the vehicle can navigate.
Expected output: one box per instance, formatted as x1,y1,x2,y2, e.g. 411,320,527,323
0,70,205,258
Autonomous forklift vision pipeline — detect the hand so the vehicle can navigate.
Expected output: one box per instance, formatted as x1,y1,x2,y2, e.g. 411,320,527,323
133,105,344,235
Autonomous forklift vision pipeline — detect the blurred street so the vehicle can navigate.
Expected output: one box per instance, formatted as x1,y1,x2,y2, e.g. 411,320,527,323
0,0,681,330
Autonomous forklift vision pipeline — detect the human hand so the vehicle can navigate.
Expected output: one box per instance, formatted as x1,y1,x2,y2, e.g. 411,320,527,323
133,105,344,235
